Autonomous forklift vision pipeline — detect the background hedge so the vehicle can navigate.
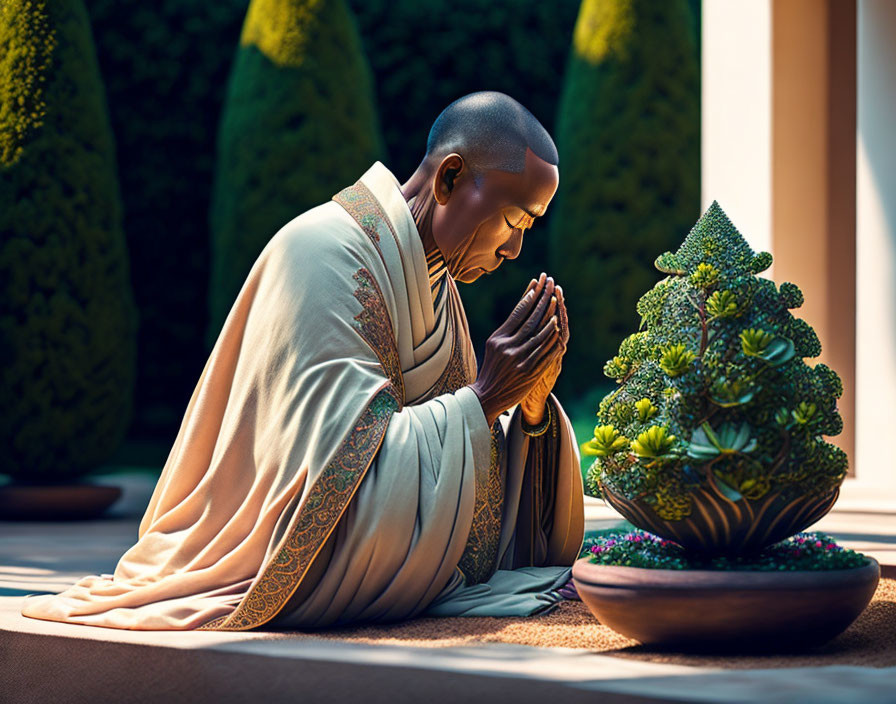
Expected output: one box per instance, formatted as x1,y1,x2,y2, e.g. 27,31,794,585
0,0,138,481
207,0,384,346
84,0,248,437
549,0,700,403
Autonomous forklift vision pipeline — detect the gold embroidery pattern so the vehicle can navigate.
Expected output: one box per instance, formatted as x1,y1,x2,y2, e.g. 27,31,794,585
333,181,399,254
458,419,506,584
197,385,401,631
350,267,405,403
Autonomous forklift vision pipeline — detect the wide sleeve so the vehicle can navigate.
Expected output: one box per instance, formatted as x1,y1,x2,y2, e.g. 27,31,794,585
498,393,586,570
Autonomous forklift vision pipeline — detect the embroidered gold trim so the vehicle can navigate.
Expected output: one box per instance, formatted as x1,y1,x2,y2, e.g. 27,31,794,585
351,267,405,403
457,419,506,584
333,181,400,255
197,384,400,631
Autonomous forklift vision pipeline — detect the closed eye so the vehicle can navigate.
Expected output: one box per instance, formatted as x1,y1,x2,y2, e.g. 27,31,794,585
504,214,525,230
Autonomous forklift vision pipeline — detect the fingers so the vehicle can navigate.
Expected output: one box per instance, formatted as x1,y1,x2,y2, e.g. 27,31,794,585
499,273,548,336
542,295,557,325
518,277,555,338
556,284,570,346
521,313,558,352
522,323,560,369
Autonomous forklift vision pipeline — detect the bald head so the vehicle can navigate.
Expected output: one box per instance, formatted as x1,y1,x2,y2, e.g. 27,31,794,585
401,92,559,284
422,92,558,179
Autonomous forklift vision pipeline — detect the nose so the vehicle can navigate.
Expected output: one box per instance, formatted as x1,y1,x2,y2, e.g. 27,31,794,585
499,228,524,260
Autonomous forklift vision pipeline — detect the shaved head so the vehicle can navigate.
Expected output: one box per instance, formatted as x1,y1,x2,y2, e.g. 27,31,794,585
422,91,559,180
401,92,559,284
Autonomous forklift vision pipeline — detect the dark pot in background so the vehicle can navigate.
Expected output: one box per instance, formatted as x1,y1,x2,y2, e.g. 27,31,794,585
572,555,880,650
0,482,122,521
600,479,840,555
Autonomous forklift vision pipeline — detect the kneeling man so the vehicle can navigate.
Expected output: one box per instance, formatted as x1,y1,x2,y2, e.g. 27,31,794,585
21,91,584,631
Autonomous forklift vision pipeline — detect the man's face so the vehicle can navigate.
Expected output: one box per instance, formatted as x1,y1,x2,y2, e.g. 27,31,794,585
430,148,559,283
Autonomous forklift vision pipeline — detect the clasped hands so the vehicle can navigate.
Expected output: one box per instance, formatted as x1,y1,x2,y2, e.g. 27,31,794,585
469,273,570,428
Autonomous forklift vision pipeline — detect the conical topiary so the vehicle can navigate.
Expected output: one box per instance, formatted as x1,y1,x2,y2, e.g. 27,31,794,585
0,0,138,481
582,202,847,554
208,0,384,347
550,0,700,403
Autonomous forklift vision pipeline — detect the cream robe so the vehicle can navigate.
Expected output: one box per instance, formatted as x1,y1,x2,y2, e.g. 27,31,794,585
20,162,584,631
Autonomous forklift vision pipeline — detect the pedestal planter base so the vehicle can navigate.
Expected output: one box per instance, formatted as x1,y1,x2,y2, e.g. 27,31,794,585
0,483,122,521
572,556,880,650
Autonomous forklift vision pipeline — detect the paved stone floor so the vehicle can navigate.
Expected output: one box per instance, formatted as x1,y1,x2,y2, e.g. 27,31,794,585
2,472,896,703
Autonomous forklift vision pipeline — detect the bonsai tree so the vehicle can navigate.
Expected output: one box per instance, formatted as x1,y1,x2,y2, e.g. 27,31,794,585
582,202,848,554
549,0,700,403
208,0,384,348
0,0,138,482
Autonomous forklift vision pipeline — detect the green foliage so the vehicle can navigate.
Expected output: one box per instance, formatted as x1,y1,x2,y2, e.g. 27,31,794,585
659,342,696,377
634,398,658,422
208,0,384,346
582,424,629,457
740,327,774,356
588,202,848,523
705,289,739,319
689,262,719,288
347,0,581,364
0,0,55,165
0,0,137,481
550,0,700,403
779,281,804,309
85,0,248,436
630,425,678,458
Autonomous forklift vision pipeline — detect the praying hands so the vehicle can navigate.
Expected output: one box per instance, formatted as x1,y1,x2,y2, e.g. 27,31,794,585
469,272,569,428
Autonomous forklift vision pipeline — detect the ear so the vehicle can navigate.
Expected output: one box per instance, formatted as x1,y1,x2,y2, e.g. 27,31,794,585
432,153,465,206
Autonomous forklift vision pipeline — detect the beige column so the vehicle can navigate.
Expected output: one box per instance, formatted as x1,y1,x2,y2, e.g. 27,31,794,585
854,0,896,501
770,0,856,475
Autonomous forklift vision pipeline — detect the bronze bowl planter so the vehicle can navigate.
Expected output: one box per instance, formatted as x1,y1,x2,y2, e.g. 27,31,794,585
572,555,880,650
600,479,841,555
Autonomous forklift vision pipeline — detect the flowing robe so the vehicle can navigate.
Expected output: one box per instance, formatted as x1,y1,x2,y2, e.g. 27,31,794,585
20,162,584,631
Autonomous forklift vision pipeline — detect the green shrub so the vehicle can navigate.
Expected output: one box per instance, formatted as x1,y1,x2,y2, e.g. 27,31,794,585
347,0,580,357
550,0,700,402
207,0,384,346
584,202,847,520
84,0,248,436
0,0,138,481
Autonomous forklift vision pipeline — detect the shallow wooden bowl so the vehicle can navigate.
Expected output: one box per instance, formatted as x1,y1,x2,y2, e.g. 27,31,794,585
572,555,880,650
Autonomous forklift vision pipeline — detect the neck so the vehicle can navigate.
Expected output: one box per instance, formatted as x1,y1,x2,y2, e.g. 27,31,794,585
401,166,447,291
